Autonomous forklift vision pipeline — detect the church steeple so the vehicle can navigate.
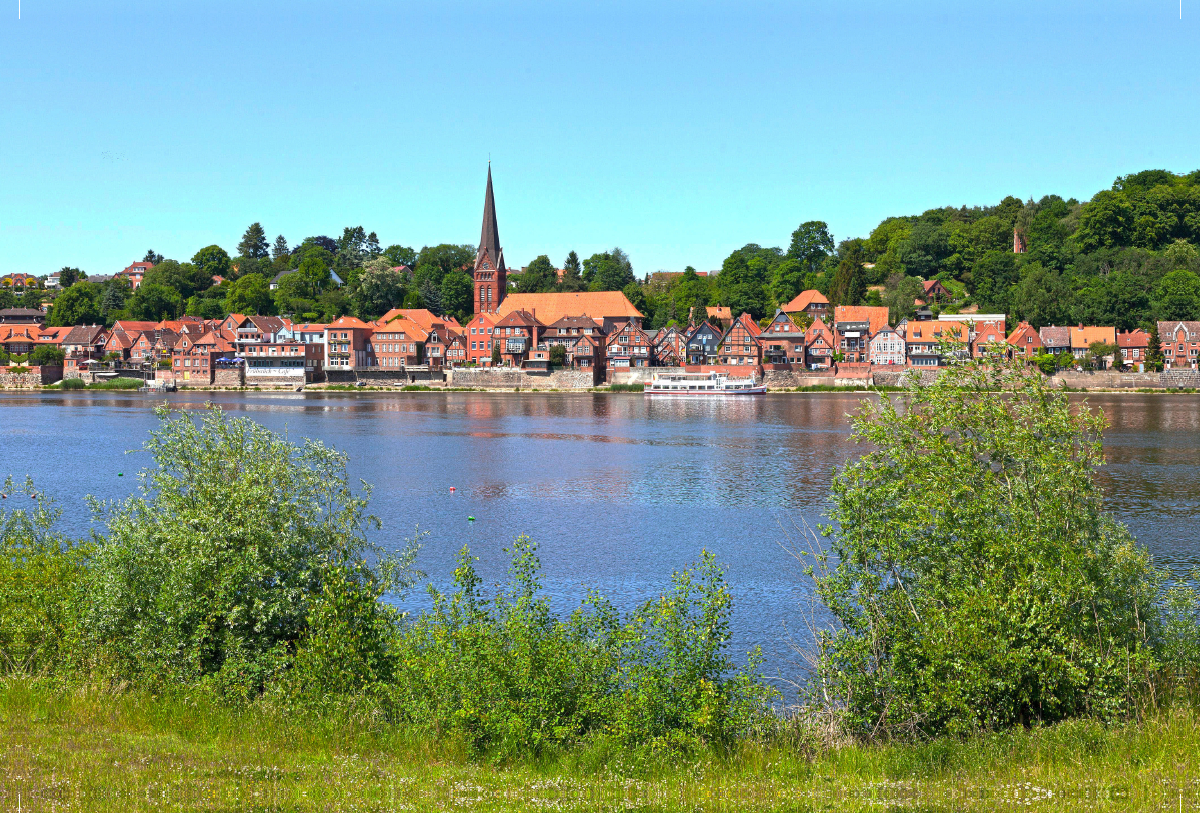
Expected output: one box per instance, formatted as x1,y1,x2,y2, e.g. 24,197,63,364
473,164,506,315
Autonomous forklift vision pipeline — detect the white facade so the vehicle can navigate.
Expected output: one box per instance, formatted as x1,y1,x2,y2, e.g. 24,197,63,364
869,328,906,366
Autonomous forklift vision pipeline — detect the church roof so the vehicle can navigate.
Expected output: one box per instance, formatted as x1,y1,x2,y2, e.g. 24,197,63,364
477,165,505,272
497,292,643,325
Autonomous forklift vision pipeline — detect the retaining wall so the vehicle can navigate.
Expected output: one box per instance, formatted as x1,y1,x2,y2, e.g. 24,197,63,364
448,367,596,389
1048,371,1185,389
0,368,44,388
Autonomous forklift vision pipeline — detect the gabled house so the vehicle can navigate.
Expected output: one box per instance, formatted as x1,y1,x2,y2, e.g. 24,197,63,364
684,321,722,365
781,290,830,321
1007,322,1043,360
1117,329,1150,370
1069,325,1117,364
905,320,969,367
1039,326,1071,356
465,312,500,365
119,261,154,290
833,306,891,363
605,321,654,368
371,317,427,369
717,312,762,366
324,316,375,369
758,311,806,367
652,326,687,367
445,333,469,365
493,309,543,367
869,326,905,366
542,315,602,348
61,324,107,375
921,279,951,303
969,320,1008,359
804,318,835,369
568,332,603,369
1157,321,1200,369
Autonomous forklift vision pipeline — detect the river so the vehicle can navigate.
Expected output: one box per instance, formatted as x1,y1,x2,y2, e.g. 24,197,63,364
2,390,1199,685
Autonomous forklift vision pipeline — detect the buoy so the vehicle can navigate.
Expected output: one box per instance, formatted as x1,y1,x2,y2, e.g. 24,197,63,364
467,516,475,522
118,473,123,477
449,486,455,492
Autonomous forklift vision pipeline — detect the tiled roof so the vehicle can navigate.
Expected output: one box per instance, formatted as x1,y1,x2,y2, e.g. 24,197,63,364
906,320,968,343
327,316,373,329
497,291,643,324
834,305,890,335
62,325,106,345
1006,322,1042,346
1069,325,1116,349
111,320,159,334
1158,321,1200,337
706,306,732,322
1117,329,1149,348
781,290,829,313
1039,326,1070,347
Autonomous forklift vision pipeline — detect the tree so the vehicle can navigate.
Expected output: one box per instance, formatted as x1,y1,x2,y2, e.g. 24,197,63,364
1155,270,1200,321
20,288,43,310
48,283,100,326
237,223,270,260
143,250,164,265
58,267,86,288
143,260,209,300
1147,322,1164,370
807,354,1158,738
787,221,834,278
549,344,566,367
881,273,924,325
128,282,182,321
349,260,408,320
1076,190,1135,252
583,248,635,291
0,290,13,310
100,276,131,317
559,250,585,292
31,345,66,366
382,244,417,268
769,258,805,305
968,251,1019,313
517,255,556,293
272,235,290,261
622,282,647,316
185,296,225,320
490,339,501,365
191,245,232,281
297,257,333,299
1010,263,1073,327
829,241,867,308
440,271,474,320
82,406,420,690
418,279,443,315
223,273,272,315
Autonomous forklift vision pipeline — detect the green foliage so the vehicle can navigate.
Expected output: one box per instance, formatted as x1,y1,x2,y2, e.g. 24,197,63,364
0,478,88,676
491,340,501,365
388,540,775,757
559,250,585,292
516,254,557,293
30,345,65,366
0,289,13,310
583,248,635,292
439,270,474,321
128,282,182,321
143,260,210,300
808,354,1161,738
60,377,86,390
348,259,408,320
1154,269,1200,321
191,245,232,280
237,223,270,260
48,282,100,327
82,406,421,695
549,344,567,367
223,273,273,315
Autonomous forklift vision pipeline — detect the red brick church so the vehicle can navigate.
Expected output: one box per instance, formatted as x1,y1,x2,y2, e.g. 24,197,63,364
474,165,507,316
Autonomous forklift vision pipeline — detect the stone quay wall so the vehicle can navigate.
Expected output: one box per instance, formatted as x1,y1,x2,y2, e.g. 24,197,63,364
448,367,596,390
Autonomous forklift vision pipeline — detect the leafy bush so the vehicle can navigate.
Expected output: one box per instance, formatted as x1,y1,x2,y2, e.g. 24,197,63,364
86,377,143,390
60,378,86,390
81,405,421,695
0,478,88,676
387,538,775,758
30,345,65,366
806,354,1160,738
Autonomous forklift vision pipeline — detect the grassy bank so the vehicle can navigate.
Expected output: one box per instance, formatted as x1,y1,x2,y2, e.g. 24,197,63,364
3,681,1198,812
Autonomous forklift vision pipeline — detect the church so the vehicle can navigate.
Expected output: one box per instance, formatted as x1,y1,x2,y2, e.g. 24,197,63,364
471,167,643,332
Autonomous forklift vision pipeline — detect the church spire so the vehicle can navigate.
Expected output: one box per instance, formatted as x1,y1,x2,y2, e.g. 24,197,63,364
479,164,504,271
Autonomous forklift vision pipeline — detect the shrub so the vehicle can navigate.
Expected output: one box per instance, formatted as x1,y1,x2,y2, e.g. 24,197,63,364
30,345,65,367
60,378,86,390
387,539,775,758
81,405,421,695
806,353,1160,739
0,477,88,676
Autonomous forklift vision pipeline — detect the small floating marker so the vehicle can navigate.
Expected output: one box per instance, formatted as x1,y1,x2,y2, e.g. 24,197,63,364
449,486,455,492
467,516,475,522
118,473,123,477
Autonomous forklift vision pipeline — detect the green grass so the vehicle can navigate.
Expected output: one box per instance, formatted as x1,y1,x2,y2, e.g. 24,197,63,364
85,377,145,390
3,680,1199,812
603,383,645,392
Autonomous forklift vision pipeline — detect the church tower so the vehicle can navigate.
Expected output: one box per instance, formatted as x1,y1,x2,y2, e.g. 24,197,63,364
473,165,506,315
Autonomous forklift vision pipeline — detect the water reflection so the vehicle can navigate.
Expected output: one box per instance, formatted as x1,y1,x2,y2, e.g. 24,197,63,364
2,390,1199,683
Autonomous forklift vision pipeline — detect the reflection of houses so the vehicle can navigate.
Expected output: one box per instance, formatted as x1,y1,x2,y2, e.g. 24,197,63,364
759,311,806,367
684,322,722,365
717,313,761,366
1157,321,1200,369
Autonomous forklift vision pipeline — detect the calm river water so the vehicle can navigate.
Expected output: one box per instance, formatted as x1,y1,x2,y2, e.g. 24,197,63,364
2,390,1199,684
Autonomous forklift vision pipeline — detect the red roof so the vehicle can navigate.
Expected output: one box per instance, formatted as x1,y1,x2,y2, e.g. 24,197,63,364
782,290,829,313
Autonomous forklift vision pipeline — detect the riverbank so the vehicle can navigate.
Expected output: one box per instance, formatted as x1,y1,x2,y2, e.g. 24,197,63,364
2,681,1195,812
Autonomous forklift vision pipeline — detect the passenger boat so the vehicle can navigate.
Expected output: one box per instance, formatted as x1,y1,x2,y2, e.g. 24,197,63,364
644,370,766,395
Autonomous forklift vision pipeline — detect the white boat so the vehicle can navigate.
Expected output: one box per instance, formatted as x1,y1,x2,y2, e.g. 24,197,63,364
644,370,766,395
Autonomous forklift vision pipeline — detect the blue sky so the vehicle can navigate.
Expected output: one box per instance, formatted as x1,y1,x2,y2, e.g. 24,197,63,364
1,0,1197,277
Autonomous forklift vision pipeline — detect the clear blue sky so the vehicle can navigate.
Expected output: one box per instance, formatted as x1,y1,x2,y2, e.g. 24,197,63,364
2,0,1197,277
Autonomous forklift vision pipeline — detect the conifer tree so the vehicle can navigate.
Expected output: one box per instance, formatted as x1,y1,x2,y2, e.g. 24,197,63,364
237,223,270,260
